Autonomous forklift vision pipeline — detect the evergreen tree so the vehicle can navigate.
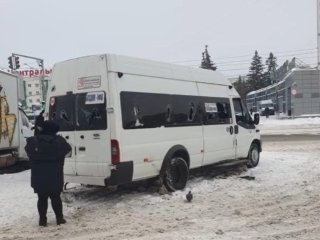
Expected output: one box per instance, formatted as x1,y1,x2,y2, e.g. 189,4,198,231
247,50,264,91
233,75,248,100
200,45,217,71
265,52,277,85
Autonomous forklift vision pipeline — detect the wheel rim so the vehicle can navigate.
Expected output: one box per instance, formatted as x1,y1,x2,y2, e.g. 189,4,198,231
251,148,259,164
166,161,179,188
163,157,188,191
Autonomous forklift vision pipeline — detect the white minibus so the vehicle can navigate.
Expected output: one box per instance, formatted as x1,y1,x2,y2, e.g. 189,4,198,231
47,54,261,191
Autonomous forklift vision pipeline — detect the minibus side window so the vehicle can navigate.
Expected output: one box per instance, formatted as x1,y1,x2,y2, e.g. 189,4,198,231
121,92,165,129
233,99,244,122
202,97,232,125
188,103,195,121
49,95,75,131
166,104,173,124
232,98,254,127
75,92,107,131
120,92,202,129
216,102,231,124
170,96,201,126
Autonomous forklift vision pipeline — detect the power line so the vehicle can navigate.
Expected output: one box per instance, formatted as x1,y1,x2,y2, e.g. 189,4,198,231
171,47,317,64
219,67,250,72
217,52,317,67
183,51,317,67
181,51,317,70
220,61,317,73
278,54,317,60
224,55,317,67
224,62,319,78
217,48,317,61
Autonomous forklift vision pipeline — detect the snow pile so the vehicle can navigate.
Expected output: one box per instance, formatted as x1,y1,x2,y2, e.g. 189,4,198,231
259,116,320,135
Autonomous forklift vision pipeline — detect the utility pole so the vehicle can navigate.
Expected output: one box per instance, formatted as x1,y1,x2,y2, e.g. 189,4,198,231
317,0,320,69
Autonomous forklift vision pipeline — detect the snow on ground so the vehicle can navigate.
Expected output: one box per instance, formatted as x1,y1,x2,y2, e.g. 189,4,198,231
259,115,320,135
1,118,320,240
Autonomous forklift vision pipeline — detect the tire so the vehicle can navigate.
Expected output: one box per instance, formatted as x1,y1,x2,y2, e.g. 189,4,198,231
162,157,189,192
247,143,260,168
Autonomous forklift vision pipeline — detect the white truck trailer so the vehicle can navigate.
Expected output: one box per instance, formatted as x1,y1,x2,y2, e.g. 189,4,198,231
0,70,33,168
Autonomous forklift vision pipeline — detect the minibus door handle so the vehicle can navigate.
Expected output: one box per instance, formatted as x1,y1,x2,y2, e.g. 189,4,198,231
234,125,239,134
79,147,86,151
229,126,234,135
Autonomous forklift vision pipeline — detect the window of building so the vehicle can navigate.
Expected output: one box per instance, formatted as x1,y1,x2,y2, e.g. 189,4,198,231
35,84,40,88
36,91,40,95
28,84,32,87
28,91,32,95
311,93,319,98
29,99,33,103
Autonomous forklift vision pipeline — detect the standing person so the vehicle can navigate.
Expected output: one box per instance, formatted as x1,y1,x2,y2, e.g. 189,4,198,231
265,107,270,118
33,110,45,136
25,120,71,227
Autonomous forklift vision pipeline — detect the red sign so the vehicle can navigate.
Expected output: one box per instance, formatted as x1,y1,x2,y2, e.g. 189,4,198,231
17,69,52,77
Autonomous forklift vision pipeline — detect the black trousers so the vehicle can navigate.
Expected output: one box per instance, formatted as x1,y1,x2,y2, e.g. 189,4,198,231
37,192,63,219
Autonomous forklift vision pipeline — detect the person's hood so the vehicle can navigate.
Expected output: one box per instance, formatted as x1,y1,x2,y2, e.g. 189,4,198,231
41,121,60,134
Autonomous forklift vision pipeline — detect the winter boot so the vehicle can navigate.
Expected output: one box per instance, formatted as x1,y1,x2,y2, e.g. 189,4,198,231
56,217,67,225
39,217,47,227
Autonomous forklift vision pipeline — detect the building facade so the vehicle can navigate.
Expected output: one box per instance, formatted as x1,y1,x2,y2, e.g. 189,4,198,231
246,68,320,116
17,69,51,110
24,77,42,108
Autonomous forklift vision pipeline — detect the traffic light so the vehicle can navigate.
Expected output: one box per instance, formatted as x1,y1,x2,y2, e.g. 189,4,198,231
38,60,43,68
14,57,20,69
8,56,14,70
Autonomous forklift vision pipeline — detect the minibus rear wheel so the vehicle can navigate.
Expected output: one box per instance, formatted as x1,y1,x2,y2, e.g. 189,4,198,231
163,157,189,192
247,143,260,168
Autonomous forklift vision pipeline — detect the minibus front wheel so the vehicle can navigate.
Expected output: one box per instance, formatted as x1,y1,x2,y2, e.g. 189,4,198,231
163,157,189,192
247,143,260,168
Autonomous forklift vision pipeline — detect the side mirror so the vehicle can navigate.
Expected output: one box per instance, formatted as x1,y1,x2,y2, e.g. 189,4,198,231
254,113,260,125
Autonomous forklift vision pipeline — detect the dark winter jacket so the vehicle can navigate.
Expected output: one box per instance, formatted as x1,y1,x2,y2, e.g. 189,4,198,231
33,111,45,136
25,134,71,193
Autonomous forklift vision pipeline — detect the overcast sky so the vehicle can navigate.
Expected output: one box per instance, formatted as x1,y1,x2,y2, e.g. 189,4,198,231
1,0,317,77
